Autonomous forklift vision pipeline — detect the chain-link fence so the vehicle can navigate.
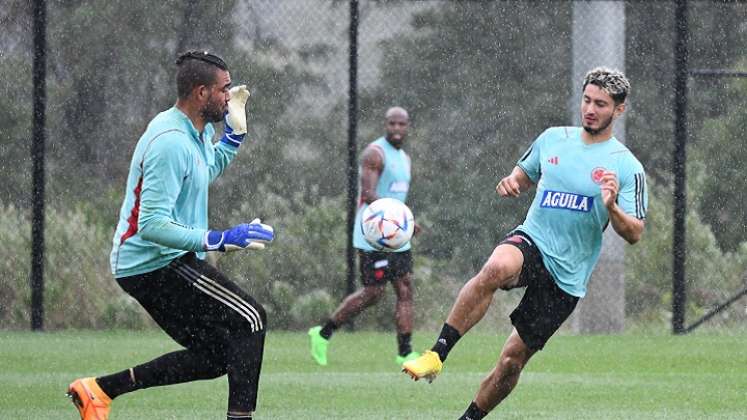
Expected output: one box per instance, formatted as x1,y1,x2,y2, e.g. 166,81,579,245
1,0,746,333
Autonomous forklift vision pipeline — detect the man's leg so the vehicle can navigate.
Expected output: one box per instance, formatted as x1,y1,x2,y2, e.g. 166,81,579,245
310,250,391,365
392,272,418,363
445,245,523,335
95,349,227,398
169,257,268,419
457,329,536,419
309,284,385,365
70,254,267,420
458,238,579,419
68,260,229,420
402,244,523,380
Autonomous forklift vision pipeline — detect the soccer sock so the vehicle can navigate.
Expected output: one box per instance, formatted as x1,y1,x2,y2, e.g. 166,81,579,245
430,323,462,362
459,401,488,420
397,332,413,356
96,368,137,399
319,319,338,340
97,348,228,399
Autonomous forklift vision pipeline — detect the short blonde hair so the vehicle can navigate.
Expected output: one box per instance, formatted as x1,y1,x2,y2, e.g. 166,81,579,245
583,67,631,104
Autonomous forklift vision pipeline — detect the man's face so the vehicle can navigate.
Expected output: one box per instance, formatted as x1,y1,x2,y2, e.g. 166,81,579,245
200,69,231,123
580,83,622,135
385,114,409,147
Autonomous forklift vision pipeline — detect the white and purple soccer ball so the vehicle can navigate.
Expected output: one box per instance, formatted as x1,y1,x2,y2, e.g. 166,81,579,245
361,198,415,252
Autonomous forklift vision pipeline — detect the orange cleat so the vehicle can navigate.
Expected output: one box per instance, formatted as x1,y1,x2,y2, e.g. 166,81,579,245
67,377,112,420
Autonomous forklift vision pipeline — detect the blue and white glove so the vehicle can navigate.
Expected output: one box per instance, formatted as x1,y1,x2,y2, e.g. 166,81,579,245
220,85,250,148
204,218,274,252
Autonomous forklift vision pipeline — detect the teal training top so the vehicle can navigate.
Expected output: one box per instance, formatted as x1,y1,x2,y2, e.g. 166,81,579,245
516,127,647,297
110,107,237,278
353,137,412,252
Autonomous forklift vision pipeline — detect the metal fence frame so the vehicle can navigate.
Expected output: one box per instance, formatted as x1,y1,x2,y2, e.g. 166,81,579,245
27,0,744,333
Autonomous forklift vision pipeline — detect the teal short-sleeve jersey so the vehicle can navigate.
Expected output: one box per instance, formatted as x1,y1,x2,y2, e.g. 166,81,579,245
353,137,412,252
110,107,238,278
516,127,647,297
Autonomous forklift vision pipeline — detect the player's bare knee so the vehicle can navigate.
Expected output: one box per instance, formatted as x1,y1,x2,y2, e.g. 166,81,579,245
363,286,386,304
498,354,525,378
395,281,414,302
399,288,413,303
477,260,515,291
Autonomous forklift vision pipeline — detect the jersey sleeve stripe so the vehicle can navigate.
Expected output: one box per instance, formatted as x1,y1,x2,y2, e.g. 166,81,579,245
519,145,533,162
635,173,645,219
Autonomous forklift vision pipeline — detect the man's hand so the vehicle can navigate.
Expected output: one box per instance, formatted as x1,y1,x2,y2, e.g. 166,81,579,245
600,171,619,208
413,222,423,237
220,85,250,147
204,218,274,252
496,166,534,198
496,174,522,197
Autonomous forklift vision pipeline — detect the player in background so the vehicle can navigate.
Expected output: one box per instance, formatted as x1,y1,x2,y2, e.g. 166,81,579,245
67,51,274,420
308,107,421,366
403,68,647,420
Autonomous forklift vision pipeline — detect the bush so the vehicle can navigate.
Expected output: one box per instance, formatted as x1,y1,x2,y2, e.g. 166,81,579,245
626,168,747,327
0,202,151,329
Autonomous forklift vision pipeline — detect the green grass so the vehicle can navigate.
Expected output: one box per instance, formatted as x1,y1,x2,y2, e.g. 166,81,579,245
1,330,745,419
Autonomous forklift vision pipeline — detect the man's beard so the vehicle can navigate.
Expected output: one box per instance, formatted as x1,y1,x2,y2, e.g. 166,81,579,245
583,115,613,135
386,134,405,148
201,101,224,123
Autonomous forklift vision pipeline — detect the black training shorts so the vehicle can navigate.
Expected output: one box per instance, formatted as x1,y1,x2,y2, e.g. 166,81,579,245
500,230,579,351
358,250,413,286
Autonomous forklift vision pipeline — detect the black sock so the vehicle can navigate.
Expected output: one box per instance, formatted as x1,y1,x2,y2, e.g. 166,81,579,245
397,332,413,356
431,323,462,362
459,401,488,420
96,369,137,399
320,319,338,340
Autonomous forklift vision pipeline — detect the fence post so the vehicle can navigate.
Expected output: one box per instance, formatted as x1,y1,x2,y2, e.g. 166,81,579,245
569,0,627,333
672,0,689,335
31,0,47,331
345,0,359,328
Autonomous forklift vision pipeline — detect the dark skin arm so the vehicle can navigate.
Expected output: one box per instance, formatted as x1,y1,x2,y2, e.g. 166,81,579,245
360,145,421,236
360,145,384,205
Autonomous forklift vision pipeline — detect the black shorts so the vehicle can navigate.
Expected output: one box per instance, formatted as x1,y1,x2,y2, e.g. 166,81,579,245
116,253,266,355
358,250,413,286
501,231,579,351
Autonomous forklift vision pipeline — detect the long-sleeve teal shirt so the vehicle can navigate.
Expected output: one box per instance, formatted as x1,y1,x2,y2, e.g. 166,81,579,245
110,107,238,278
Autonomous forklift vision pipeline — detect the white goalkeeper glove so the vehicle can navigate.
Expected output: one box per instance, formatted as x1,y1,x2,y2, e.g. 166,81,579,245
220,85,251,147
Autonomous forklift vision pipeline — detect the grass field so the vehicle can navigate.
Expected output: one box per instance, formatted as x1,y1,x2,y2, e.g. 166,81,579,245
1,329,745,419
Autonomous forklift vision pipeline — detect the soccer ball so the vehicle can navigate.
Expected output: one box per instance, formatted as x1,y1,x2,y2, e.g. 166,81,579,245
361,198,415,251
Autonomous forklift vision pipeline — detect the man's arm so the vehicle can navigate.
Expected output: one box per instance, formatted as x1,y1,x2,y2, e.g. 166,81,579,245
600,171,645,244
360,145,384,204
210,85,250,182
138,138,206,251
496,166,535,197
607,203,644,244
138,138,272,253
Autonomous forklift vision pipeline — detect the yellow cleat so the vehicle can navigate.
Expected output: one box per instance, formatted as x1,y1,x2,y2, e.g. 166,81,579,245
67,377,112,420
401,350,443,383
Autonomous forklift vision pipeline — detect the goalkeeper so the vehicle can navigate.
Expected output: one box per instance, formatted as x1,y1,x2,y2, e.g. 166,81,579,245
67,51,272,420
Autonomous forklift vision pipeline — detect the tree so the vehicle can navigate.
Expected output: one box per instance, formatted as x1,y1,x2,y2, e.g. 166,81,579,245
359,2,573,272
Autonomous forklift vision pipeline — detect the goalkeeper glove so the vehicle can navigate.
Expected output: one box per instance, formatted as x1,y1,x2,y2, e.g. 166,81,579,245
220,84,251,148
204,218,274,252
